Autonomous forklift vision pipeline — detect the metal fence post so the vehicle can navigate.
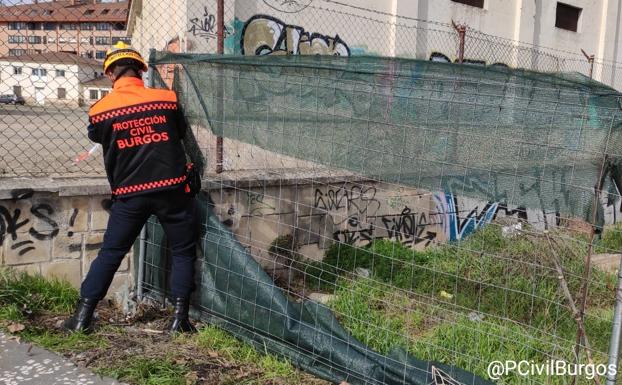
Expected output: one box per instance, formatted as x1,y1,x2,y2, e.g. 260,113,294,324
136,48,157,300
582,49,595,80
216,0,224,173
452,20,466,64
606,255,622,385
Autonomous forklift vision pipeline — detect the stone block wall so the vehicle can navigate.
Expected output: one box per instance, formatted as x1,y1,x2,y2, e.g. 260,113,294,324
0,187,131,298
0,173,578,298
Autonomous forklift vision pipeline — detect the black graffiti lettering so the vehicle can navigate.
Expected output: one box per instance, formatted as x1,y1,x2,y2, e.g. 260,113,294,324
11,188,34,201
29,204,59,240
188,6,231,42
241,14,350,56
0,206,29,245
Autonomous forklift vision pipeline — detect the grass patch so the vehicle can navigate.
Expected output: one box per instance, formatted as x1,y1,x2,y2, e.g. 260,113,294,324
0,269,78,318
186,325,298,380
314,224,618,383
96,358,188,385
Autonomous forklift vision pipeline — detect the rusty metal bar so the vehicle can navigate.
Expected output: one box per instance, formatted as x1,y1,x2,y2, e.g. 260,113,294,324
452,20,466,64
582,48,595,80
216,0,224,173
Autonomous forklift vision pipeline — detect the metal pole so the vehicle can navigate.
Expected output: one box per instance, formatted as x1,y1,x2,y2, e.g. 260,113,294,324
606,255,622,385
452,20,466,64
136,48,157,299
216,0,224,173
582,49,595,80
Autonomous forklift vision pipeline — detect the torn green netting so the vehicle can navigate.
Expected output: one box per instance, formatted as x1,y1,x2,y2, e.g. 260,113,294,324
154,53,622,225
140,192,494,385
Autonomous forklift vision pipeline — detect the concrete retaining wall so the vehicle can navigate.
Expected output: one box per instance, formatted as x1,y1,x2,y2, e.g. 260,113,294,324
0,172,599,298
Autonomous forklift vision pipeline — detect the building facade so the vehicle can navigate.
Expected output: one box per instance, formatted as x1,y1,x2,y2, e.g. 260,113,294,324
0,0,131,61
127,0,622,88
0,52,102,106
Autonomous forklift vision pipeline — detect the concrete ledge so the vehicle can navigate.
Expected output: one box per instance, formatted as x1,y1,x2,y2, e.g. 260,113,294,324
0,177,110,199
0,168,368,199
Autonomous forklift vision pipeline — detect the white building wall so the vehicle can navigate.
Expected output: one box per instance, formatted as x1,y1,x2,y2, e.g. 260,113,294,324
125,0,622,85
0,60,101,106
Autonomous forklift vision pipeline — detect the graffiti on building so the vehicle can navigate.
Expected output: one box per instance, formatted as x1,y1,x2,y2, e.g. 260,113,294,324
0,190,113,258
0,189,59,256
241,15,350,56
332,208,439,247
263,0,313,13
314,185,380,216
188,6,232,42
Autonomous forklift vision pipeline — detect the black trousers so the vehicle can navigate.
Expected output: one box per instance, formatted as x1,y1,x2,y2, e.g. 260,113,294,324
80,187,197,300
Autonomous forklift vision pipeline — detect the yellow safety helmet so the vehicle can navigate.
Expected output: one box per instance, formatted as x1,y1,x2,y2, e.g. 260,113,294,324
103,41,147,74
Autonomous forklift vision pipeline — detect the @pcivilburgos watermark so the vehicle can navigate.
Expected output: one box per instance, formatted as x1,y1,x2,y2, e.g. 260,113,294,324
487,360,616,380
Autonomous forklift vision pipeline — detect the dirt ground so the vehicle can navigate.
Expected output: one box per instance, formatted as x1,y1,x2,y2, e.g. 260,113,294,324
20,301,330,385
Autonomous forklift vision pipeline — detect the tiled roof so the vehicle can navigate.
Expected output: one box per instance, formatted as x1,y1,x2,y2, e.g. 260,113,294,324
81,75,112,87
0,51,101,67
0,1,130,23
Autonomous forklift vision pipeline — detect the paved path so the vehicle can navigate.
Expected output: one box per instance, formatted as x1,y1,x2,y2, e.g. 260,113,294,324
0,332,122,385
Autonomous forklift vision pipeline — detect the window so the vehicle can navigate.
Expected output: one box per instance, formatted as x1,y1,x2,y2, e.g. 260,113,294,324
112,37,131,45
44,23,56,31
80,23,95,30
8,49,26,56
13,86,22,97
28,36,42,44
8,35,26,44
101,9,110,15
55,69,65,78
32,68,47,78
84,9,95,15
27,23,42,30
61,23,78,30
101,90,109,97
96,23,110,31
451,0,484,8
89,89,99,100
95,50,107,59
13,67,22,75
556,2,582,32
113,23,126,31
95,37,109,45
8,22,27,30
57,88,66,99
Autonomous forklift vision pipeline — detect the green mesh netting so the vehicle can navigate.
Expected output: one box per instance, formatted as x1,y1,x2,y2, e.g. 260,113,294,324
155,53,622,224
141,54,622,385
142,193,495,385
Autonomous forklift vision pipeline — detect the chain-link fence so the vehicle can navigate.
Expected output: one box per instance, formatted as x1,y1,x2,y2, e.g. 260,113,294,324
3,1,622,384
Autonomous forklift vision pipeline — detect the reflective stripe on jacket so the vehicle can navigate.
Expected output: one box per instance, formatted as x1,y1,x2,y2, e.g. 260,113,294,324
88,77,188,197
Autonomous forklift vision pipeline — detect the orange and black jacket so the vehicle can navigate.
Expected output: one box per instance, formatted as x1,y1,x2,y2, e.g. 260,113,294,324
88,77,188,198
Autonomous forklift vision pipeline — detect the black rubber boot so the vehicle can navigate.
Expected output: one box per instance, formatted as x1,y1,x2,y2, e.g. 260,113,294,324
168,298,197,333
63,298,98,333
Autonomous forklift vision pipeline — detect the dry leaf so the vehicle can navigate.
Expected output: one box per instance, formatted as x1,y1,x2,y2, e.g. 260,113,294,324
7,323,25,333
185,371,199,385
208,350,219,358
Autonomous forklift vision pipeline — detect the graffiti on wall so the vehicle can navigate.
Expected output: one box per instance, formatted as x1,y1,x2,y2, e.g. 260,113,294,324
0,189,59,256
0,189,111,258
188,6,232,43
263,0,313,13
241,15,350,56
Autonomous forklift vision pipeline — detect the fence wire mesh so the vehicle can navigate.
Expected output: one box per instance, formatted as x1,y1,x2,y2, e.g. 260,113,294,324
3,1,622,384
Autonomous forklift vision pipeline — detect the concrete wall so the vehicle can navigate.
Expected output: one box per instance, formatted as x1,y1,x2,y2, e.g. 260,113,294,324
0,186,131,299
0,171,561,300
